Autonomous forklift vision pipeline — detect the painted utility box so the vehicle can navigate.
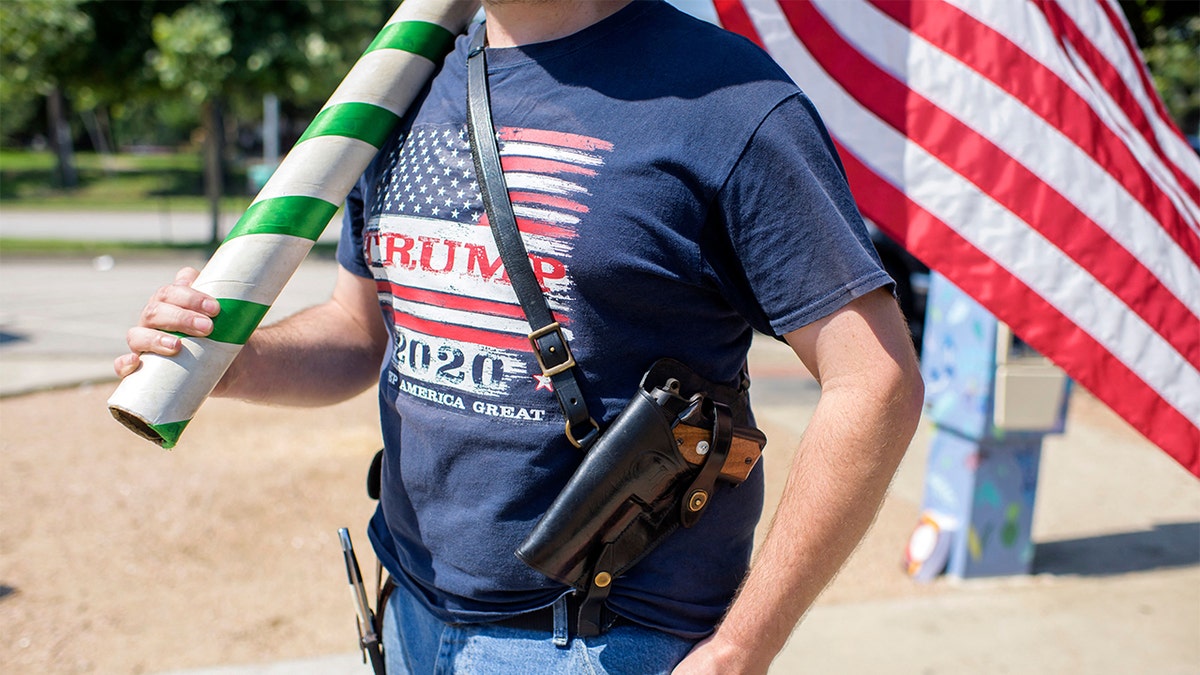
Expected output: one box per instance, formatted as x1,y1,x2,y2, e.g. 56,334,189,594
905,274,1070,581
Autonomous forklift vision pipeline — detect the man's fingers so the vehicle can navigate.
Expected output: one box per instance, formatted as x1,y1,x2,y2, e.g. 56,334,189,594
126,326,184,357
117,325,191,380
140,271,220,337
151,281,220,319
139,299,214,336
113,352,142,378
173,266,201,286
116,267,216,380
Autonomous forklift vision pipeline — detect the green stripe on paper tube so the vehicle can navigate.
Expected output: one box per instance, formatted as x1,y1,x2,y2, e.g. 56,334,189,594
296,102,402,148
207,298,272,345
226,196,341,242
366,20,457,61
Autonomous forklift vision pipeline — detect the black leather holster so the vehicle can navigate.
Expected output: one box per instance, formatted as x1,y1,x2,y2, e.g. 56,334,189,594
515,359,765,633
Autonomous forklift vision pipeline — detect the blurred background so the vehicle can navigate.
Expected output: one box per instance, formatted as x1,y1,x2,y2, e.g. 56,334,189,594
2,0,401,245
0,2,1197,674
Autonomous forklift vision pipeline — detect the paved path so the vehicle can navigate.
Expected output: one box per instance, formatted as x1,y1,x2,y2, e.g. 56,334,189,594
0,207,341,246
2,213,1197,674
0,251,340,397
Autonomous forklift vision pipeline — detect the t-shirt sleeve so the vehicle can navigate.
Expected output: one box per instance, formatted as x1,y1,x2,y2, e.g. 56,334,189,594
712,92,893,337
337,176,374,279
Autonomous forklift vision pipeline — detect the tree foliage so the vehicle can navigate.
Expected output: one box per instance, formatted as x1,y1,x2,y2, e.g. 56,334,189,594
149,2,235,104
1,0,394,148
1120,0,1199,134
3,1,1193,150
0,0,93,141
144,0,393,116
1142,15,1200,135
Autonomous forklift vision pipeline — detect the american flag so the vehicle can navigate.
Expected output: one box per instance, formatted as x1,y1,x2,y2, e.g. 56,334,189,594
700,0,1200,476
366,123,612,398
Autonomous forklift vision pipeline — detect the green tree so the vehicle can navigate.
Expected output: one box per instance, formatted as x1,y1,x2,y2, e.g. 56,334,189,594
0,0,93,184
143,0,394,132
132,0,393,242
1142,15,1199,136
148,1,237,241
1120,0,1200,136
2,0,394,197
73,1,188,150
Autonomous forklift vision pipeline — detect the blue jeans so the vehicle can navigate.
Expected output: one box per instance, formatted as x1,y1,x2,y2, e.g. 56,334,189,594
381,580,698,674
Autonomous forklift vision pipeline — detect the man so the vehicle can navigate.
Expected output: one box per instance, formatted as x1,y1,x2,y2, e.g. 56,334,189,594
116,1,924,672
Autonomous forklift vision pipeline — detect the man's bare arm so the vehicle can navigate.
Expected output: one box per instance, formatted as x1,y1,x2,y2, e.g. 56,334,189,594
116,266,388,407
674,287,924,674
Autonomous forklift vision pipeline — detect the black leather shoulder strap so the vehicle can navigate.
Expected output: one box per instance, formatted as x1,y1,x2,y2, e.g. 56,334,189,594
465,26,598,449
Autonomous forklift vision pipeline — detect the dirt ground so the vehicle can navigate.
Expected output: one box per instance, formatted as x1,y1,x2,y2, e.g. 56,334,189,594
0,367,949,674
1,385,386,674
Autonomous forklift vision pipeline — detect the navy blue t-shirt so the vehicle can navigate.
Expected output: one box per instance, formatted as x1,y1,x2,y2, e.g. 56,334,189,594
337,0,890,638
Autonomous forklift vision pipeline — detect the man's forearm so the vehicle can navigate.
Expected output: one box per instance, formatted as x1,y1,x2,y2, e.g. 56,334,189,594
215,299,387,407
674,289,925,674
705,380,921,671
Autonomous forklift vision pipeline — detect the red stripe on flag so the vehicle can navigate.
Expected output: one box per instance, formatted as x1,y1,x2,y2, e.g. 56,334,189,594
1091,0,1190,148
863,0,1200,256
836,139,1200,475
509,191,589,213
1096,0,1178,130
714,0,765,48
1031,0,1200,204
376,280,531,322
501,156,597,177
389,307,530,352
1051,0,1190,154
1098,0,1189,141
782,0,1199,368
477,212,574,240
498,127,614,152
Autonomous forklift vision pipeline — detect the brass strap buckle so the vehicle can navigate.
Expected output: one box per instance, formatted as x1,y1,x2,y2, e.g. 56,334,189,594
528,322,576,378
564,416,600,449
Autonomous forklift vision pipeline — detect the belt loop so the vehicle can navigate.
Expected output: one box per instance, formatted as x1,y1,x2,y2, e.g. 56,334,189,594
551,595,570,648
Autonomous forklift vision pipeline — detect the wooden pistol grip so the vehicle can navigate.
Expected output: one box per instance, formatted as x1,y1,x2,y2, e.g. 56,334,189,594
675,425,763,483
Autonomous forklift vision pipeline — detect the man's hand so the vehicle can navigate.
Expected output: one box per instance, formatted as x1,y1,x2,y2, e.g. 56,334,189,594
672,635,768,675
113,265,386,406
113,266,220,379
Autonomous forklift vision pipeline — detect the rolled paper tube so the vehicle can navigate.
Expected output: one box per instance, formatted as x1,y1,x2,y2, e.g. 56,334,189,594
108,0,481,448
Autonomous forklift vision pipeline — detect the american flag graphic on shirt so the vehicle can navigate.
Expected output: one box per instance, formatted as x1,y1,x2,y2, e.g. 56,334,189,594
363,123,614,407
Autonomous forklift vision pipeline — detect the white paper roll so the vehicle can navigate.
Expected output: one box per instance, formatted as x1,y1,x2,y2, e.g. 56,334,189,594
109,0,480,447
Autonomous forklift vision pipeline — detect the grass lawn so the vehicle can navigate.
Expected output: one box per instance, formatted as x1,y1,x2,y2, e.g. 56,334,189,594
0,149,254,212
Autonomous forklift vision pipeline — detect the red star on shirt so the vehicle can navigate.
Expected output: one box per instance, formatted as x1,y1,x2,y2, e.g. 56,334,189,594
532,374,554,392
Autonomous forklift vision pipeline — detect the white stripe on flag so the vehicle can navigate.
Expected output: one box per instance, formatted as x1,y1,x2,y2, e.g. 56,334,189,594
500,141,606,166
513,204,581,226
720,0,1200,468
766,1,1200,409
942,0,1200,228
504,172,589,196
1060,0,1200,184
810,0,1200,315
